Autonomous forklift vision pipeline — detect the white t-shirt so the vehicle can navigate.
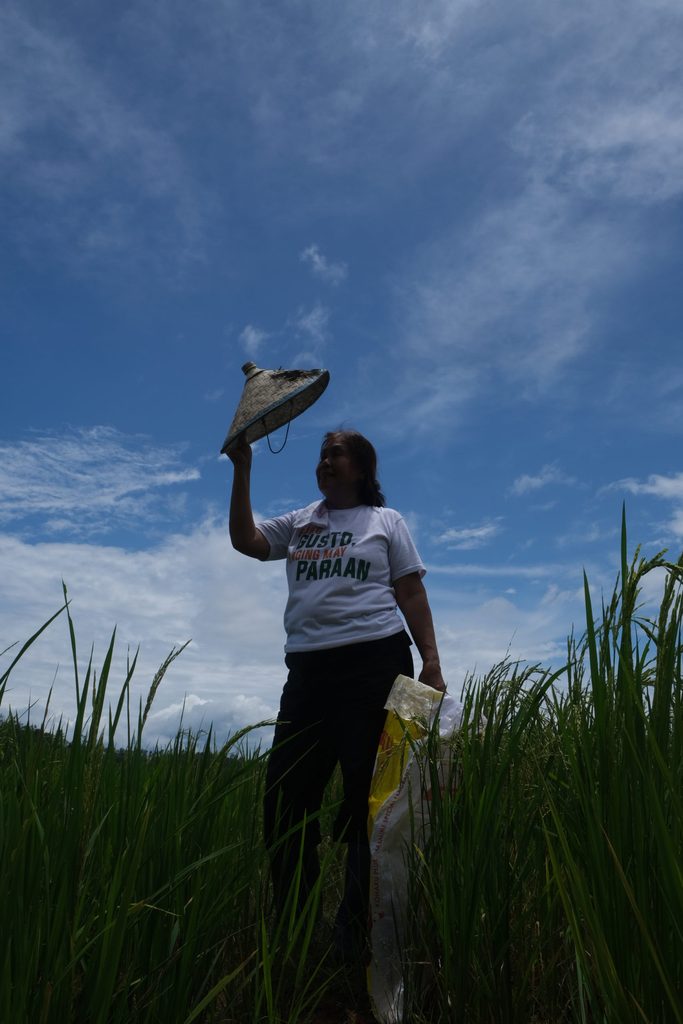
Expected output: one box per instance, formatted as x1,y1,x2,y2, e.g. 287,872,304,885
257,500,425,652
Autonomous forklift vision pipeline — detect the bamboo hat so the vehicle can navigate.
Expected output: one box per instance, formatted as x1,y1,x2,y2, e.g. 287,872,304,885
220,362,330,454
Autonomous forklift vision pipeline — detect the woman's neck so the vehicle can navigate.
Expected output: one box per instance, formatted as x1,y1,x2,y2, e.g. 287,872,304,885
323,495,361,510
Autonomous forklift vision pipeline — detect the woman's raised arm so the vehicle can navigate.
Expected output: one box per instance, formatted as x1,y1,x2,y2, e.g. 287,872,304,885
227,436,270,560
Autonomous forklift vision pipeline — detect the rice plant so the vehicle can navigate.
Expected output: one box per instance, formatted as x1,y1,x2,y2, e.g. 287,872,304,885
2,514,682,1022
542,517,683,1024
398,513,683,1024
0,596,337,1024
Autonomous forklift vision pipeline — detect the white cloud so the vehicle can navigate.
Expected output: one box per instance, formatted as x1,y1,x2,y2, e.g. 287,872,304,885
615,473,683,501
668,509,683,540
288,301,331,350
426,561,570,579
612,472,683,541
300,244,348,285
511,464,577,496
510,12,683,205
556,521,615,548
347,175,635,444
432,586,584,690
0,522,634,750
327,1,683,438
239,324,270,358
394,182,629,418
204,388,225,402
0,4,206,271
0,427,200,537
434,521,502,550
425,548,675,692
0,520,286,748
0,521,592,747
147,693,209,721
6,0,681,291
397,0,480,59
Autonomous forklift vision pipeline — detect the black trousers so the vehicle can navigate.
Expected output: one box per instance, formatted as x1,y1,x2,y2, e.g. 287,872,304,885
263,630,414,920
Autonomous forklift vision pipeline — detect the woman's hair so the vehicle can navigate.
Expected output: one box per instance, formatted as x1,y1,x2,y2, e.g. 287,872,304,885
322,430,386,507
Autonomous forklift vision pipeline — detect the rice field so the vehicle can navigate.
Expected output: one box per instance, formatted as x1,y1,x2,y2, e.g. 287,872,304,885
1,517,682,1023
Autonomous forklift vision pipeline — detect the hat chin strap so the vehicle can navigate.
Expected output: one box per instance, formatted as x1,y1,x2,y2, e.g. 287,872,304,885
264,411,292,454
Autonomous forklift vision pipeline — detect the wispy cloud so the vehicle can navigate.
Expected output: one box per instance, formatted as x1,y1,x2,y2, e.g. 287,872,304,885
555,520,613,548
393,181,630,426
300,244,348,285
238,324,270,358
204,388,225,403
289,303,331,363
0,5,207,272
615,473,683,501
434,521,502,550
510,464,577,496
237,305,330,371
0,427,199,537
426,561,568,579
669,509,683,539
341,2,683,438
510,15,683,205
429,583,587,685
611,472,683,539
147,694,209,722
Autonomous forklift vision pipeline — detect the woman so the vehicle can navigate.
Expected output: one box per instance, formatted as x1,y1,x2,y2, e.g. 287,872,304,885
228,429,445,957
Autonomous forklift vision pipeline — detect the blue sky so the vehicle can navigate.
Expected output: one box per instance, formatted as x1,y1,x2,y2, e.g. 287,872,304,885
2,0,682,746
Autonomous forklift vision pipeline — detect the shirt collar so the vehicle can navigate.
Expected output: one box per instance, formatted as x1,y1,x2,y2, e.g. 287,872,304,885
292,500,329,530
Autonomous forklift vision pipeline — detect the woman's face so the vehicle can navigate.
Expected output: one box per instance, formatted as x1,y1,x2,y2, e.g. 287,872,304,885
316,436,363,503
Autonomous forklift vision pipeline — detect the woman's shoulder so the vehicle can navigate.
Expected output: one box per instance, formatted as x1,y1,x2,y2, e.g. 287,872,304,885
368,505,405,528
263,500,324,526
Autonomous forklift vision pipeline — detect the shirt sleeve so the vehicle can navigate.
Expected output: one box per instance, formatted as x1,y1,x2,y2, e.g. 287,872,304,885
388,513,426,581
257,511,296,560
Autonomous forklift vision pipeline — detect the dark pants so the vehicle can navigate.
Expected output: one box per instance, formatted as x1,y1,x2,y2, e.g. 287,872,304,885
264,631,414,929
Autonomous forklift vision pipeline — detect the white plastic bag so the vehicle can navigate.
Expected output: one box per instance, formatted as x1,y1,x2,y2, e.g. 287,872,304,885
367,674,465,1023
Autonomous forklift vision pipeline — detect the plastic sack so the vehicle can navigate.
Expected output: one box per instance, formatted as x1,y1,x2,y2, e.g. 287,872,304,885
367,674,466,1023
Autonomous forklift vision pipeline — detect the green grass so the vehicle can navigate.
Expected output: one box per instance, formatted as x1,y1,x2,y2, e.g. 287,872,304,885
1,515,682,1023
399,513,683,1024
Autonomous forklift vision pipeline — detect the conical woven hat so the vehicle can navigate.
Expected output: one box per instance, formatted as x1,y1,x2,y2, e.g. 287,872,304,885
221,362,330,454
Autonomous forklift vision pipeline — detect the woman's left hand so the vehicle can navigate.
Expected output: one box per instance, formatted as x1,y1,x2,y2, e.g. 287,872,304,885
419,659,447,692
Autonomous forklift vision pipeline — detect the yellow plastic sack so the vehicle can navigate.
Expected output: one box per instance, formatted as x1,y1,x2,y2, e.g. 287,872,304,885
367,674,465,1024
